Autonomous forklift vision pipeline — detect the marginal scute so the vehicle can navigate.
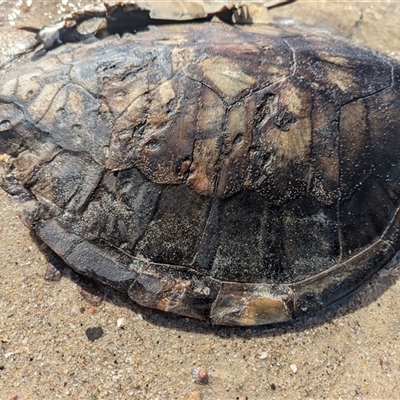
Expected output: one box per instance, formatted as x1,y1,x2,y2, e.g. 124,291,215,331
128,263,220,320
293,238,395,315
211,283,292,325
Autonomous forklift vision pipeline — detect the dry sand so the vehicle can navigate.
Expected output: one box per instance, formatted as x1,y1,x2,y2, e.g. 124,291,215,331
0,1,400,399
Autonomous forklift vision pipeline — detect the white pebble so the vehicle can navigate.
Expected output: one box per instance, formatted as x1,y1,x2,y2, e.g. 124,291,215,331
117,317,127,328
259,351,268,359
290,364,298,373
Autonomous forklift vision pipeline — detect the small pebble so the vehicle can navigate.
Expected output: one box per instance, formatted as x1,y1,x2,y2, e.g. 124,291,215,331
192,366,209,385
71,305,85,314
188,390,202,400
44,262,62,281
259,351,268,359
85,327,104,342
0,154,11,164
89,306,98,314
290,364,298,373
71,305,80,314
117,317,127,328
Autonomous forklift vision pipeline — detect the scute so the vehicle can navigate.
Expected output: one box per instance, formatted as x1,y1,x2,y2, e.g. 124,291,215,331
1,19,400,326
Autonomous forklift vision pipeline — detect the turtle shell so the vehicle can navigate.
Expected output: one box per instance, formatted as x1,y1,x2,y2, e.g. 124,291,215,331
1,19,400,326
